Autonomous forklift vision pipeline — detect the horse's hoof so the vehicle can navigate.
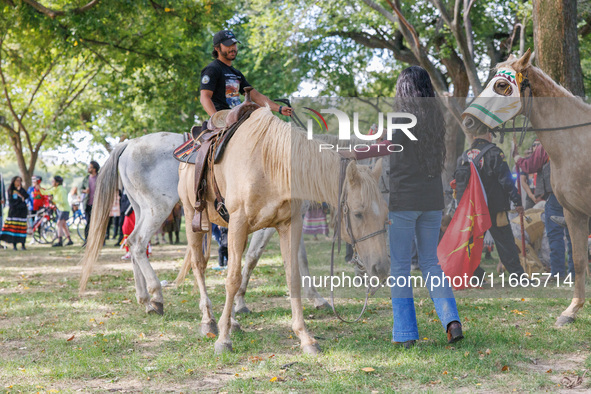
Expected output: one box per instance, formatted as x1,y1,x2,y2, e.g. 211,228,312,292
231,322,243,333
235,305,251,314
214,341,233,354
556,315,575,326
302,343,321,355
200,322,219,337
148,301,164,315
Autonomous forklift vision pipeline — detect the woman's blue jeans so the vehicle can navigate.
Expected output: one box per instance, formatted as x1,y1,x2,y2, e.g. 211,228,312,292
389,210,460,342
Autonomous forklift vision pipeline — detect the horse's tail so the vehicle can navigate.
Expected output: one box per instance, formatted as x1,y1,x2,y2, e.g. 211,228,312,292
79,141,130,293
174,228,211,287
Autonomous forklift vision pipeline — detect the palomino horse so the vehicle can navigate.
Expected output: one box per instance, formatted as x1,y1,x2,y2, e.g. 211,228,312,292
78,132,334,313
177,106,390,354
174,134,375,315
462,49,591,326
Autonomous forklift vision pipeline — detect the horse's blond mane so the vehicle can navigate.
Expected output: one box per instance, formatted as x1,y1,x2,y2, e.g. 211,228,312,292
244,107,381,207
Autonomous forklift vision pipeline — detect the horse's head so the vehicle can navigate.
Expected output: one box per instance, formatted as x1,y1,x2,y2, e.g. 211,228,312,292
462,49,533,136
341,159,390,292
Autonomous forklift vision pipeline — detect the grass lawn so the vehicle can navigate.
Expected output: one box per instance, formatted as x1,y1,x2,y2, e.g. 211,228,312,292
1,223,590,392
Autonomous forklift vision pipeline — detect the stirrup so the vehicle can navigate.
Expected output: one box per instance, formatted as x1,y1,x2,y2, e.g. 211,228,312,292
191,208,210,233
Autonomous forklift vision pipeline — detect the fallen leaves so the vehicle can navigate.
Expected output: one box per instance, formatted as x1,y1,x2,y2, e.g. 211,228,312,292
206,332,216,339
561,370,587,389
66,335,75,342
361,367,375,373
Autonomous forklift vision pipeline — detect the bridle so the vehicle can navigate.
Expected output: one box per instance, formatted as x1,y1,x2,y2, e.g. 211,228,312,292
276,99,389,322
487,70,591,147
329,157,388,323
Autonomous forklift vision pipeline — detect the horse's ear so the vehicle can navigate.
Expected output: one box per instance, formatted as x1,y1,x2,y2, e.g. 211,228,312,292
514,48,532,71
371,159,383,182
346,161,361,187
507,54,516,61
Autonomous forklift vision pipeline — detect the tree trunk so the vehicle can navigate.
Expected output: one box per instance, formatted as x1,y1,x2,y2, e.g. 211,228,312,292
533,0,585,96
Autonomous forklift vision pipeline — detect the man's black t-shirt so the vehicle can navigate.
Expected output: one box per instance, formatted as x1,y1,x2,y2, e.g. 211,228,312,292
200,59,251,111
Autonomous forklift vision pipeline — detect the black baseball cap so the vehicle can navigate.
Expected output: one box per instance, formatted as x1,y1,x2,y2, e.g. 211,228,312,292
213,30,240,46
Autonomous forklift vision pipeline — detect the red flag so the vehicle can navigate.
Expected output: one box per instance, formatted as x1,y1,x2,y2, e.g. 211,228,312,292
438,162,491,290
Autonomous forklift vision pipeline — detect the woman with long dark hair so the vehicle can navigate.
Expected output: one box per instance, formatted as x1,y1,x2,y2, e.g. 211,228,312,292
387,66,462,348
0,176,29,250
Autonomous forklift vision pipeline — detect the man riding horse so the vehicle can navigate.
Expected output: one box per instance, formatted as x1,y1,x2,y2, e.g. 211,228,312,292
199,29,292,118
190,30,293,233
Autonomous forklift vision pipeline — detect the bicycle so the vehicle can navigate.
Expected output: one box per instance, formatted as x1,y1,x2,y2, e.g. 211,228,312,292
66,204,87,242
28,204,57,244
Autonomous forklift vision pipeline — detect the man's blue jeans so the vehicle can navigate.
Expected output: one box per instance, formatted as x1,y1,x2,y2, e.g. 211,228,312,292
545,193,574,277
389,210,460,342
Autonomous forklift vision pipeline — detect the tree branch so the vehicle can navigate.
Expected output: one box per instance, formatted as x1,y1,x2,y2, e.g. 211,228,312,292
75,0,100,14
79,37,172,64
0,121,19,137
0,38,30,139
21,0,100,18
384,0,421,50
328,30,418,64
430,0,483,94
50,68,100,126
19,60,56,120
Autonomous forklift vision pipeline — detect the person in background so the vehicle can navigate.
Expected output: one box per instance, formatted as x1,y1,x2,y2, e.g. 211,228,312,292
81,161,100,245
115,189,130,247
457,130,526,281
0,172,5,233
47,176,73,247
120,205,151,260
0,176,29,250
303,201,329,241
211,223,228,270
107,191,121,241
68,186,80,211
26,176,44,229
515,142,574,280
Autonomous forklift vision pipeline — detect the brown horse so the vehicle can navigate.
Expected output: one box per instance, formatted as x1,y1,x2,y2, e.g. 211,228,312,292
177,106,390,354
462,50,591,326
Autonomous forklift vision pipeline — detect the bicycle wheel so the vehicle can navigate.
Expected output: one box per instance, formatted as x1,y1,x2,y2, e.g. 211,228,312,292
76,217,87,242
32,226,44,244
41,222,57,244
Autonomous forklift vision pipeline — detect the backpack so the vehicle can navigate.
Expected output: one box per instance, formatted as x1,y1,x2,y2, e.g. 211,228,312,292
454,143,495,202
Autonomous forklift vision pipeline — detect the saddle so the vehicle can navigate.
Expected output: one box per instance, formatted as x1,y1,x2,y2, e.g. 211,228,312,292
183,87,260,233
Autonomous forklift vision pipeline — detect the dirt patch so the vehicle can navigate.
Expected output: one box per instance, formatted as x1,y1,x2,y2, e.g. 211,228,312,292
519,352,589,391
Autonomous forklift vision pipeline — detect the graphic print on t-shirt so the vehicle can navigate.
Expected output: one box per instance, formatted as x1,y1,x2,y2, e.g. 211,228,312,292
225,78,241,108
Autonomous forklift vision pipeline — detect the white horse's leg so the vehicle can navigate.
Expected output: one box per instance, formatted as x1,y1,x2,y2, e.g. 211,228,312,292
298,236,331,309
214,218,248,354
131,258,151,311
123,193,152,312
235,227,276,314
118,133,181,314
278,220,320,355
128,225,165,315
556,210,588,326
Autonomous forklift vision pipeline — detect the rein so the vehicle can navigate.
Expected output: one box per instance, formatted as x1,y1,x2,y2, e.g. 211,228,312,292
329,157,388,323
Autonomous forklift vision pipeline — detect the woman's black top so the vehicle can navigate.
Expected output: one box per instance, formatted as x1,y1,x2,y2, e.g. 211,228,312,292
388,130,444,212
7,187,29,217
